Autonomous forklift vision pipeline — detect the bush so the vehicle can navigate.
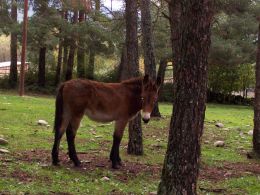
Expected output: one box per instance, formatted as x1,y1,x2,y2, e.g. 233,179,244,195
95,67,119,83
0,75,10,89
207,90,253,105
159,83,174,102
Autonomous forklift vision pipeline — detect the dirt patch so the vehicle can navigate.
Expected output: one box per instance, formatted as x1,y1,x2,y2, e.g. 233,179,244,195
5,149,260,184
15,149,161,183
200,161,260,181
11,169,34,183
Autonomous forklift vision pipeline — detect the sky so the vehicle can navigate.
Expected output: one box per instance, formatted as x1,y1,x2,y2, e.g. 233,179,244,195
102,0,123,11
17,0,123,21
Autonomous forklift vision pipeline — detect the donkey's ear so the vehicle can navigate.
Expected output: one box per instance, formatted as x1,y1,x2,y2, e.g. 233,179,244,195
143,75,149,85
156,76,162,88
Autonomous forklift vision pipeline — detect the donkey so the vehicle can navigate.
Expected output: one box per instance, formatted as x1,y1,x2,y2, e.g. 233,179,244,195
51,75,161,169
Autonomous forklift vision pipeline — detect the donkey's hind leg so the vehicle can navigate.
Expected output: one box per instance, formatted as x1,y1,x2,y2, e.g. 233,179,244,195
66,116,82,167
52,120,69,166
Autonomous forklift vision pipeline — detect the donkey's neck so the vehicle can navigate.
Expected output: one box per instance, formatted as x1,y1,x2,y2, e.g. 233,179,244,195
122,77,143,117
122,77,143,96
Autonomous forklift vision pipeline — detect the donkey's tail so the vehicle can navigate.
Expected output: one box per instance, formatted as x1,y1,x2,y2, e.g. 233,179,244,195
54,84,65,133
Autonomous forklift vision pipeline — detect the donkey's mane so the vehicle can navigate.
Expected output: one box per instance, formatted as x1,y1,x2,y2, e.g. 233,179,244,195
121,77,143,87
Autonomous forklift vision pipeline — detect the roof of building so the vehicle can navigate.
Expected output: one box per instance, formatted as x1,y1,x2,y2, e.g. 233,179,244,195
0,61,29,68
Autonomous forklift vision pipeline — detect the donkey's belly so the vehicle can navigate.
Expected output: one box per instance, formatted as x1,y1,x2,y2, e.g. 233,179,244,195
85,109,114,122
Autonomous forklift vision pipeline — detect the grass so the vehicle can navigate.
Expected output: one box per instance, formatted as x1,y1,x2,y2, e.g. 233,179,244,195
0,92,259,195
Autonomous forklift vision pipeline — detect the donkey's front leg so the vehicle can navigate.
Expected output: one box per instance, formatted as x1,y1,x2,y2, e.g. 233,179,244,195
110,120,127,169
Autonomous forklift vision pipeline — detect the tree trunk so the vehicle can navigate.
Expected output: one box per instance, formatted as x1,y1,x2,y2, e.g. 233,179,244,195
65,46,76,81
140,0,160,117
55,39,63,86
86,49,95,80
253,21,260,155
65,11,78,81
156,58,168,102
9,0,17,88
85,0,100,80
158,1,213,194
118,46,127,82
63,43,68,80
77,10,85,78
157,59,168,91
62,11,69,80
127,114,143,154
38,47,46,87
123,0,143,155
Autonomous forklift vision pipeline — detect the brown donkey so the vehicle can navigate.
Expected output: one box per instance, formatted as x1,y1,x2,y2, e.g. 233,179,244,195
52,75,161,169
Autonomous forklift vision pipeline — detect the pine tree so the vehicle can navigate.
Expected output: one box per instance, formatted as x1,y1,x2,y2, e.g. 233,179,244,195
140,0,160,117
158,0,213,194
121,0,143,155
253,18,260,155
9,0,18,88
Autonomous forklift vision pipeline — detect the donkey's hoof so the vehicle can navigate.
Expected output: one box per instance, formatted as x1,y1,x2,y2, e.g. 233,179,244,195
74,161,81,167
52,161,60,166
112,165,120,169
112,162,121,169
117,160,122,166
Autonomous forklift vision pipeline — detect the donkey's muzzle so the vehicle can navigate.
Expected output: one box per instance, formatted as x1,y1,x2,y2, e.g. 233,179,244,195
142,118,150,124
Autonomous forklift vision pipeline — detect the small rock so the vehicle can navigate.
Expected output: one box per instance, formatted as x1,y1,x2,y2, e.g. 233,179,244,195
37,120,48,126
223,128,229,131
248,130,253,136
236,127,241,131
94,135,102,138
46,125,50,128
101,176,110,181
214,141,225,147
40,163,49,167
0,148,10,153
91,130,97,135
0,138,8,145
150,192,157,195
82,160,91,163
224,171,232,177
204,140,210,144
215,123,224,128
239,132,244,136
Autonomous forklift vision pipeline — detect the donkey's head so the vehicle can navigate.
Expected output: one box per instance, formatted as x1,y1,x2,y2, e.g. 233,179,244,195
141,75,161,123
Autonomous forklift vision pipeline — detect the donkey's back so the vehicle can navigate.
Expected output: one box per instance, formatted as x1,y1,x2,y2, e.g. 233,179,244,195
62,79,134,122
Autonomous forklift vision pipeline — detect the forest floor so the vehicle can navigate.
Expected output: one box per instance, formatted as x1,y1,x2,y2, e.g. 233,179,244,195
0,92,259,195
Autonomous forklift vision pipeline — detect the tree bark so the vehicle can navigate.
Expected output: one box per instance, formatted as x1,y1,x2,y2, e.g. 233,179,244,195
253,21,260,155
86,49,95,80
9,0,17,88
157,58,168,100
158,0,213,194
140,0,160,117
85,0,100,80
62,11,69,80
65,11,78,81
55,39,63,86
77,10,85,78
118,46,127,81
38,47,46,87
63,43,68,79
123,0,143,155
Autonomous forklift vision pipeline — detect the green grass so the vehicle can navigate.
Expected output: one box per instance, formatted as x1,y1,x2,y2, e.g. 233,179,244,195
0,92,259,195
